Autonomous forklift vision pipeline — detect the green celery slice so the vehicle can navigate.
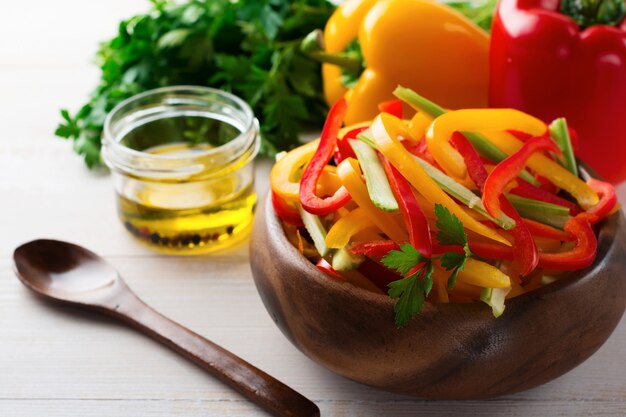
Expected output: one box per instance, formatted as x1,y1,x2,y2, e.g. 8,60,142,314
506,194,570,216
350,139,399,212
332,247,365,272
299,206,330,257
549,118,578,177
480,287,511,318
393,86,540,186
506,195,570,229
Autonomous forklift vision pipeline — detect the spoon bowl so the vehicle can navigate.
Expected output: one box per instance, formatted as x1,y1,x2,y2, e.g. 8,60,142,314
14,239,319,417
14,240,119,303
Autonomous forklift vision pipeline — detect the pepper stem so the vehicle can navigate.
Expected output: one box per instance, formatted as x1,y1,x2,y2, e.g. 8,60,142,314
300,29,364,74
560,0,626,29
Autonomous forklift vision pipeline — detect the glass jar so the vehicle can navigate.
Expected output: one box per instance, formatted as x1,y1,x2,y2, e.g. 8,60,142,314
102,86,260,254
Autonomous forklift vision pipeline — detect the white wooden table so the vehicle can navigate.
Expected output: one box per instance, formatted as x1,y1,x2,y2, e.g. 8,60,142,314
1,1,625,416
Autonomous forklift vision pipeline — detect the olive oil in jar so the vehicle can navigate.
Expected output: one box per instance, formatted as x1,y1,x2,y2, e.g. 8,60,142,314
103,87,260,254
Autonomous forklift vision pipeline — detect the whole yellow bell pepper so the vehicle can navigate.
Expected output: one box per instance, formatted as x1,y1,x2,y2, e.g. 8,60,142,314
320,0,489,125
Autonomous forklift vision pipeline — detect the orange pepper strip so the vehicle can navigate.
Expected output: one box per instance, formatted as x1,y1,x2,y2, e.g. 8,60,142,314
371,113,511,246
337,158,408,243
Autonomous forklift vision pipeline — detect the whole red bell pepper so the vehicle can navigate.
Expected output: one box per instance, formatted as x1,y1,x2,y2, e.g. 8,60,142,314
490,0,626,183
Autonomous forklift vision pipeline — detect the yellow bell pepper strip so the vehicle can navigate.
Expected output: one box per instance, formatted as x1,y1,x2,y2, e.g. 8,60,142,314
426,109,547,180
483,136,562,221
337,158,408,243
408,111,433,142
484,130,599,210
394,85,541,186
370,113,512,246
270,139,319,203
315,0,489,124
325,207,376,249
456,258,511,289
300,99,352,216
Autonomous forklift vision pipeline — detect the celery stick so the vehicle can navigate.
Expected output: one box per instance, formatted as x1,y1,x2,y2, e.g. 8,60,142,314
506,195,570,216
350,139,399,212
506,195,570,229
549,118,578,177
393,86,540,186
356,130,377,149
332,247,364,272
412,156,516,230
299,206,330,257
480,287,511,318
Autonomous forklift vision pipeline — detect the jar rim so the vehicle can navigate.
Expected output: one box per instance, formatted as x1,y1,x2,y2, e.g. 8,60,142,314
102,85,257,162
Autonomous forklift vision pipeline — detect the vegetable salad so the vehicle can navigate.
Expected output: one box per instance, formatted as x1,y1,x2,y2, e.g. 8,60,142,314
270,86,618,327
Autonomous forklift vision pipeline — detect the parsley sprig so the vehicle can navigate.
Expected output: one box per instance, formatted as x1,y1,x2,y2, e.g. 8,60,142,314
382,204,473,328
55,0,335,168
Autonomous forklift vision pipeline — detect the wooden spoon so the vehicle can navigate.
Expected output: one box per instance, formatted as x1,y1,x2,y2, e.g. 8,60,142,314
13,239,319,417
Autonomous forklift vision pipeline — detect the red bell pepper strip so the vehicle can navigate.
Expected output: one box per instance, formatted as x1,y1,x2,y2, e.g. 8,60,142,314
469,241,514,261
538,214,597,270
483,136,562,220
452,132,539,276
334,126,365,165
357,258,403,292
379,155,432,257
300,98,352,215
510,178,582,215
316,258,344,280
271,191,303,227
378,99,403,119
522,218,575,242
586,178,618,222
350,240,399,258
403,137,441,169
490,0,626,183
450,132,488,189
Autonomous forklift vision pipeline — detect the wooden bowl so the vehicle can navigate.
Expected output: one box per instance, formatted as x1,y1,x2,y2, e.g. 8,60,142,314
249,169,626,400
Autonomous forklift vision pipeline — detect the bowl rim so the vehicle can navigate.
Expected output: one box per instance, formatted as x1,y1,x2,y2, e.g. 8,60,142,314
264,163,620,313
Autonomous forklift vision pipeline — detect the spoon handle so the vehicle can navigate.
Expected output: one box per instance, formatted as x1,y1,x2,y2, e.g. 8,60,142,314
109,286,319,417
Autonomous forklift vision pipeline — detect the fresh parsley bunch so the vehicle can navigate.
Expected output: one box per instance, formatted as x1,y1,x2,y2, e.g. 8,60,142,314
55,0,335,168
383,204,474,327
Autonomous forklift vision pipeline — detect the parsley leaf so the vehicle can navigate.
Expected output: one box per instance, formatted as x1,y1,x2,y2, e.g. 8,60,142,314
434,203,467,247
440,251,468,289
382,205,477,327
382,243,425,276
434,204,472,289
388,272,425,328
